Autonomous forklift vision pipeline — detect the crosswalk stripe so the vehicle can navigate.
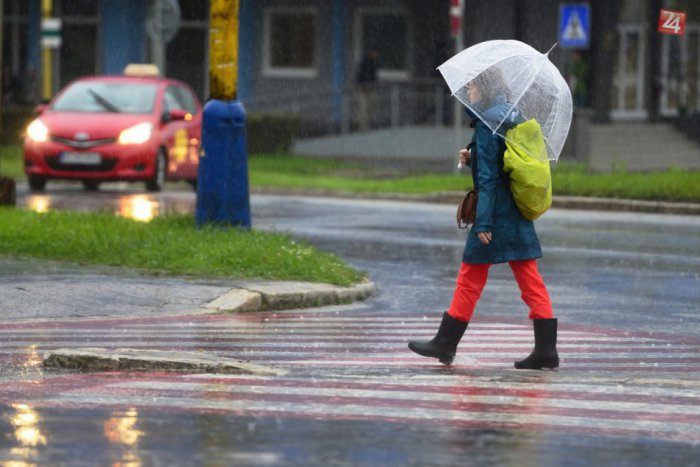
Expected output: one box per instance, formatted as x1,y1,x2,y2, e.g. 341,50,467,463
105,381,700,417
180,375,700,401
0,326,593,335
3,342,698,361
254,356,691,372
0,334,685,347
0,331,659,342
0,339,700,356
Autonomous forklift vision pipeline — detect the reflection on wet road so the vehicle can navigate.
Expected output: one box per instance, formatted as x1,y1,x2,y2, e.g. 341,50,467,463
21,185,194,222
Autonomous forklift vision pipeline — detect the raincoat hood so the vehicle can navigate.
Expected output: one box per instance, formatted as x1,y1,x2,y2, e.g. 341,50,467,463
465,95,524,131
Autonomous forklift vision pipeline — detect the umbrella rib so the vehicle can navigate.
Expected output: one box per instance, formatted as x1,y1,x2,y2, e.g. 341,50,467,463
440,53,538,96
546,83,563,161
546,70,573,161
492,55,549,136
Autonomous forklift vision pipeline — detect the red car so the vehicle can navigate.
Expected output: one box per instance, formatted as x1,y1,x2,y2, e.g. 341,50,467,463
23,66,202,192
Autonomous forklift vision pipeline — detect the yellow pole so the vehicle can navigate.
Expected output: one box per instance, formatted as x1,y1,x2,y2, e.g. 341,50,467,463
0,0,4,155
209,0,239,100
41,0,52,101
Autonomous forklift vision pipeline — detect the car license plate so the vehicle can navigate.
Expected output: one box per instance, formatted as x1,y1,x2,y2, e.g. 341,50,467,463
60,152,102,165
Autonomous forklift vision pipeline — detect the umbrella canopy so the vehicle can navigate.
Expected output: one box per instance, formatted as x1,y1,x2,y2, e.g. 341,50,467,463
438,40,572,161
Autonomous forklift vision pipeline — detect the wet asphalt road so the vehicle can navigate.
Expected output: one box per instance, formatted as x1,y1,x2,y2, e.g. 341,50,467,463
251,194,700,339
1,183,699,466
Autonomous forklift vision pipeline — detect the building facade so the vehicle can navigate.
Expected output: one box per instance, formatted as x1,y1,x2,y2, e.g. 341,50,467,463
2,0,208,101
2,0,698,131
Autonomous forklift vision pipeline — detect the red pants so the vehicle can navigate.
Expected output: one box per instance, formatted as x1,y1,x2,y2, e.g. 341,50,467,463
447,260,553,322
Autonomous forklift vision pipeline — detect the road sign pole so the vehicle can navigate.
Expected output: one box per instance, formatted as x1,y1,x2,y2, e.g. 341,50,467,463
0,0,18,206
151,0,165,73
451,0,464,173
146,0,181,74
0,0,4,173
41,0,53,101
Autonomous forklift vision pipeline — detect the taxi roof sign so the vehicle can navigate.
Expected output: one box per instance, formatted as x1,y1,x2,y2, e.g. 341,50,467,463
123,64,160,77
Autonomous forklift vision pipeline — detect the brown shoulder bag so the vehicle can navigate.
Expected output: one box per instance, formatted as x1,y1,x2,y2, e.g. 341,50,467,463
457,190,478,229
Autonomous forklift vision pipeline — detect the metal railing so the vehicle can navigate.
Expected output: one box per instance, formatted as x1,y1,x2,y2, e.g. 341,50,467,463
245,79,453,137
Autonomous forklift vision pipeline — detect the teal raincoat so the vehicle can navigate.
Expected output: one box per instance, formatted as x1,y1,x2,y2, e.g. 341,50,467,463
463,96,542,264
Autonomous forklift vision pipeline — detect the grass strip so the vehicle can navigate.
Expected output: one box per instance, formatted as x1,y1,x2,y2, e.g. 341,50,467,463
0,208,364,287
249,154,472,193
0,145,23,179
4,147,700,202
249,155,700,202
552,165,700,202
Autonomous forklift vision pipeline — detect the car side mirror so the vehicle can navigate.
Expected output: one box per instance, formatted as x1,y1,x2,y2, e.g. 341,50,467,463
33,104,48,115
168,109,189,122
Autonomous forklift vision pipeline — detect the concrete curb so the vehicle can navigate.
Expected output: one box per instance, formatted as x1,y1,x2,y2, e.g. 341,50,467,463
550,196,700,215
204,279,376,313
39,280,377,373
251,187,700,216
44,348,286,376
36,279,377,373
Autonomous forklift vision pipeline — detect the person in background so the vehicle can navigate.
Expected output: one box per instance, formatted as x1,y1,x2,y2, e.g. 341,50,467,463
2,65,19,105
355,48,380,130
568,50,589,108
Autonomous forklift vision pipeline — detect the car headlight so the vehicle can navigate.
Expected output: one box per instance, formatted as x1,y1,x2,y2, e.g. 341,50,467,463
26,119,49,143
118,122,153,145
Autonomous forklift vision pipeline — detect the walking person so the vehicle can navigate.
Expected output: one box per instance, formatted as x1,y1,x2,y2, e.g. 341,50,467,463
407,68,559,370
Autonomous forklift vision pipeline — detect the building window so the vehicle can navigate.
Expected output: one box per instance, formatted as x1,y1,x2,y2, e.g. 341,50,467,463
355,8,411,80
58,0,97,16
263,7,318,78
2,0,29,95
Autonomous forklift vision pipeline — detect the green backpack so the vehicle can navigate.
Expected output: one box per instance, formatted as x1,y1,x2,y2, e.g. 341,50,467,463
503,119,552,221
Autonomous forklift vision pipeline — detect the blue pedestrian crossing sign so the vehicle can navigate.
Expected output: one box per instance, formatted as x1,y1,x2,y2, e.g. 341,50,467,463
559,4,590,49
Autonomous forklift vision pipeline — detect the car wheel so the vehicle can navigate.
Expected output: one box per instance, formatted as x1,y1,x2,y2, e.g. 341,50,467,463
146,150,167,192
28,176,47,192
187,179,197,192
82,180,100,192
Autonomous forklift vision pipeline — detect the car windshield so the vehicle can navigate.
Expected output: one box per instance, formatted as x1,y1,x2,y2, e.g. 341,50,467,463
51,81,157,114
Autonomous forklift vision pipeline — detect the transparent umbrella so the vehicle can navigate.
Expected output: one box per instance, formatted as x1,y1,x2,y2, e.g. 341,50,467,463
438,39,572,162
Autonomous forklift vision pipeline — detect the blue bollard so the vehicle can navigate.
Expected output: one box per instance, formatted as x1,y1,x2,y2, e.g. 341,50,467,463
195,99,251,229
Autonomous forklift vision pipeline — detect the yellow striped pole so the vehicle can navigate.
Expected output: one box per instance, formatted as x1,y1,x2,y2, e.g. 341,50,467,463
41,0,53,101
0,0,4,151
209,0,239,100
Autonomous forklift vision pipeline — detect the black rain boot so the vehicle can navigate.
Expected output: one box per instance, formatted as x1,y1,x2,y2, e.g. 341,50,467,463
408,312,468,365
514,318,559,370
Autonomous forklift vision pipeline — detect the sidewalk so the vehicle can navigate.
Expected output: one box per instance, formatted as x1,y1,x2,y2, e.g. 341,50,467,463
0,256,375,373
292,126,469,173
0,257,376,323
292,123,700,172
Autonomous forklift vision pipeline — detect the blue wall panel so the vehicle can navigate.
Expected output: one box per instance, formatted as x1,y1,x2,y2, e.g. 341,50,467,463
26,0,41,76
238,0,258,103
331,0,346,124
100,0,147,75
